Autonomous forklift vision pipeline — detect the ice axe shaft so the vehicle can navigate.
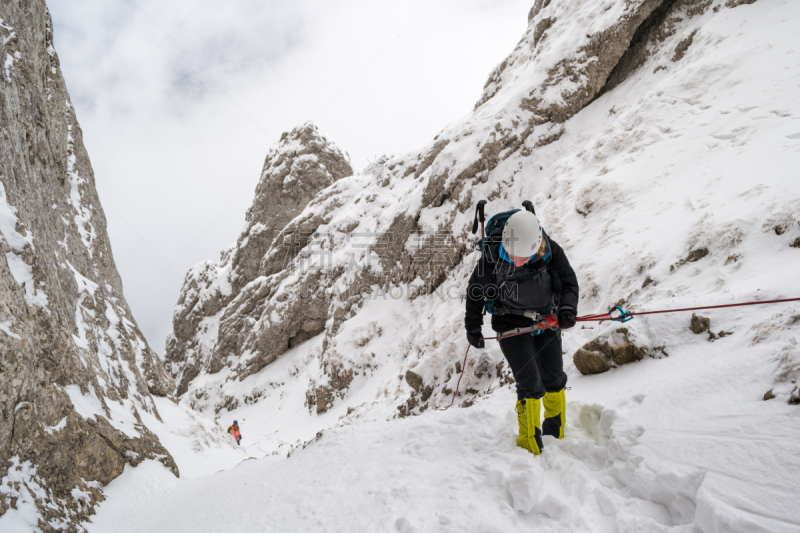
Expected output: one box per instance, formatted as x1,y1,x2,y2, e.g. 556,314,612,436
471,200,487,237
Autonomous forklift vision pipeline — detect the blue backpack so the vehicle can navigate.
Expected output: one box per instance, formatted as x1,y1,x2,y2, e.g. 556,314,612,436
471,199,538,255
471,200,554,318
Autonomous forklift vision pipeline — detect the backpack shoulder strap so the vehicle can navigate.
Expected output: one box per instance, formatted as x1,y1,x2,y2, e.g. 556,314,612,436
540,231,553,265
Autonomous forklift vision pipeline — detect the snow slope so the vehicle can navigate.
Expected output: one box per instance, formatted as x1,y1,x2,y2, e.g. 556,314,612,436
87,0,800,532
90,322,800,532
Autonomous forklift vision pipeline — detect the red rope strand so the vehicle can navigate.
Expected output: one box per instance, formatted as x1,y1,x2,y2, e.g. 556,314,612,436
437,296,800,410
576,297,800,322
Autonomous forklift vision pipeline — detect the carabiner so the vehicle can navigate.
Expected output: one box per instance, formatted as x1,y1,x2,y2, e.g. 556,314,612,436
609,305,633,323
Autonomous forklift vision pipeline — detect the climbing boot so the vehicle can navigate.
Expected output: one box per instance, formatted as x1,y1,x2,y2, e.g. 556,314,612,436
516,398,543,455
542,388,566,439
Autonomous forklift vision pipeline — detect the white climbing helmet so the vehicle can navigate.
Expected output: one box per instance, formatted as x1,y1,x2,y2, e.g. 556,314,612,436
502,210,542,258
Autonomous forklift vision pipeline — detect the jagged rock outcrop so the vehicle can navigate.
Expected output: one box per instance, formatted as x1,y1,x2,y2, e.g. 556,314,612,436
164,122,353,396
1,1,176,529
232,123,354,293
167,0,776,418
574,327,646,375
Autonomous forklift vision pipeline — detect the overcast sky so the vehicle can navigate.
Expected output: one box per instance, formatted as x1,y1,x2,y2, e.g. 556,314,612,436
48,0,533,354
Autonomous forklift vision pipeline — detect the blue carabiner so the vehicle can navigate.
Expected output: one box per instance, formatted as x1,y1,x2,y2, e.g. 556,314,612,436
609,305,633,323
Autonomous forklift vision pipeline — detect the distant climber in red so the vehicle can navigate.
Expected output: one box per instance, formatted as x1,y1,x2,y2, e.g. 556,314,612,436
227,420,242,445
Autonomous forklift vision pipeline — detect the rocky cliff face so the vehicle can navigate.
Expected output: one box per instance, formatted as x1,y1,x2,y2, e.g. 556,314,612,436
164,122,353,397
169,0,798,424
1,1,176,529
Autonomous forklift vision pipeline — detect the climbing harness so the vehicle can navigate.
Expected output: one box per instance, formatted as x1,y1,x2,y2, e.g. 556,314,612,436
438,296,800,411
496,315,560,338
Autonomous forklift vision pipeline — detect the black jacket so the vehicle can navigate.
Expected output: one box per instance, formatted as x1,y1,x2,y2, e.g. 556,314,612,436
465,236,579,332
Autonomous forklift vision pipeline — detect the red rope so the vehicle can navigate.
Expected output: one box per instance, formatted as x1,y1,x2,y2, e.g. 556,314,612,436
576,297,800,322
436,296,800,411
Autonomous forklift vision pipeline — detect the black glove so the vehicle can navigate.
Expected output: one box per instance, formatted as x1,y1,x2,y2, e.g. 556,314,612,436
466,328,485,348
558,310,576,330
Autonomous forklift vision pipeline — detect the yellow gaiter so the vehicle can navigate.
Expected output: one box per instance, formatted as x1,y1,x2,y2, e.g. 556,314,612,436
516,398,543,455
542,388,566,439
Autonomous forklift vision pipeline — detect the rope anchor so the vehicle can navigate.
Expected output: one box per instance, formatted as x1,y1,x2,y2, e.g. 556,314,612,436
609,305,633,322
577,296,800,323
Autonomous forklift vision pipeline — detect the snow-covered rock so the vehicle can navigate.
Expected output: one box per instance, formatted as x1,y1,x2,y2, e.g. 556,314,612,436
573,326,668,374
164,122,353,396
0,2,176,529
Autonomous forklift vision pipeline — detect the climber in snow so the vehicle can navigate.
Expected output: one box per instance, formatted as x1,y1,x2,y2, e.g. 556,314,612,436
227,420,242,445
465,206,579,455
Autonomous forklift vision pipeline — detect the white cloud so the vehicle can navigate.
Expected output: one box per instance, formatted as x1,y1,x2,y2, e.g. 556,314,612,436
48,0,532,353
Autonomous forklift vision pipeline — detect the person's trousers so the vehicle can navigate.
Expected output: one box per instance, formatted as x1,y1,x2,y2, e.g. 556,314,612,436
498,328,567,400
